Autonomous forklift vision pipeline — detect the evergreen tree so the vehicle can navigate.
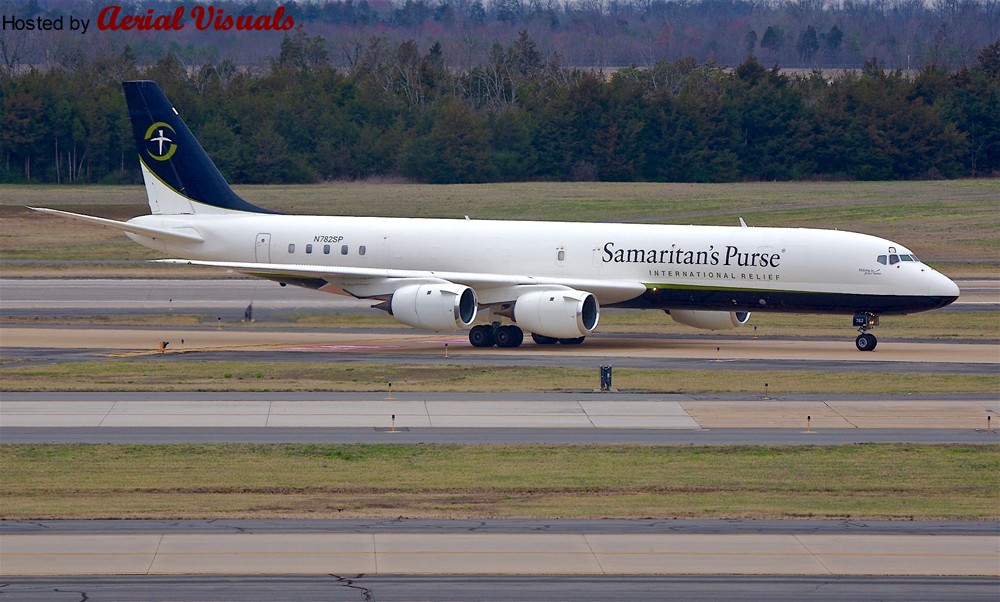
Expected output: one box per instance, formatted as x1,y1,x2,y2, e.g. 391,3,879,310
797,26,819,63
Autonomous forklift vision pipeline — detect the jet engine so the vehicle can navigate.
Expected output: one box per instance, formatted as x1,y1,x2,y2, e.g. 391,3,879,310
668,309,750,330
514,289,600,339
389,283,478,331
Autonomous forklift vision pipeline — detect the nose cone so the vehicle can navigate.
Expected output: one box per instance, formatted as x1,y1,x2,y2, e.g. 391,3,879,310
928,269,960,309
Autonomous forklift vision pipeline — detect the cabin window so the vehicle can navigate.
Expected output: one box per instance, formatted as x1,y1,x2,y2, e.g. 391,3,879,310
341,245,349,255
305,244,313,254
877,255,887,265
323,244,331,254
889,254,900,265
557,250,565,261
288,244,295,254
359,245,366,256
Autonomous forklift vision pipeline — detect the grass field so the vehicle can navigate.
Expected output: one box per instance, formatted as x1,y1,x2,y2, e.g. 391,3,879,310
2,443,996,520
2,360,996,394
2,180,998,277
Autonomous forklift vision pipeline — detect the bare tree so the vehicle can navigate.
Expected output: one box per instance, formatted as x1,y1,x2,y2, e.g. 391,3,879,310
0,28,26,77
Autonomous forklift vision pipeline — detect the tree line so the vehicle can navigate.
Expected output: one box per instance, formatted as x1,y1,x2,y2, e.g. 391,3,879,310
2,32,998,184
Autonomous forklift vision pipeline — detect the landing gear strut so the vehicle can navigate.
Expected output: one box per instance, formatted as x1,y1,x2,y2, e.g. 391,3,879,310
853,313,879,351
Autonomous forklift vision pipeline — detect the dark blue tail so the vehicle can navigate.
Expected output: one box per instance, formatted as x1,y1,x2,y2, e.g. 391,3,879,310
123,80,276,214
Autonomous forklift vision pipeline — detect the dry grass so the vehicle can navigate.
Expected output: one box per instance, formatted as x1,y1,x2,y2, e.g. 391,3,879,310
2,443,996,520
1,360,996,394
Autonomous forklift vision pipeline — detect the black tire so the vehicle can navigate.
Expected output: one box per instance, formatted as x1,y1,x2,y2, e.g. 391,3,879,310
855,333,877,351
469,325,495,347
558,336,586,345
531,333,559,345
496,325,524,348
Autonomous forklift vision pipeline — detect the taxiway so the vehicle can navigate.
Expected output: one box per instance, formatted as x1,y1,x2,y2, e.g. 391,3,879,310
2,392,997,444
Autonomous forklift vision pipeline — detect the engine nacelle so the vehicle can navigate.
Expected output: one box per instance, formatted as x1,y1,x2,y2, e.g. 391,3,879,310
668,309,750,330
514,289,600,339
390,283,478,331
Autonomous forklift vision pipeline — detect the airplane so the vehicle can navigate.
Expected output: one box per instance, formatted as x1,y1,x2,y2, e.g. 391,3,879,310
30,80,960,351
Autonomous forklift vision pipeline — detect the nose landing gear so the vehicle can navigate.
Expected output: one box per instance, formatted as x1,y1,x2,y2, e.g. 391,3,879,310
853,313,879,351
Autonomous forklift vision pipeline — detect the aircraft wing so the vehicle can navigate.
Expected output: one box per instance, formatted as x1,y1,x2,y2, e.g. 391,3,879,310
155,259,646,305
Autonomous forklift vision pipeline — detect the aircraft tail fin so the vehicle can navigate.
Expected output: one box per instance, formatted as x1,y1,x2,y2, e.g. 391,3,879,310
122,80,276,215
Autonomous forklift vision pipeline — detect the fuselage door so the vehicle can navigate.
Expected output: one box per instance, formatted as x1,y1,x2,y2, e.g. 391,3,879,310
255,233,271,263
378,236,391,268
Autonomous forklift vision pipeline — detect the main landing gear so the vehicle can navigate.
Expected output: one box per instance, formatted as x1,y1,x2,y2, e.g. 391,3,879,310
469,323,523,348
853,313,879,351
469,324,586,348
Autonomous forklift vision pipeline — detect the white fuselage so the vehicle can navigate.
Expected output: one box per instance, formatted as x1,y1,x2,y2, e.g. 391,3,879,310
128,213,959,314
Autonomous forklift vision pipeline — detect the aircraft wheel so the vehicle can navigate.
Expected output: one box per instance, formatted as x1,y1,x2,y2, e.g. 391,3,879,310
855,333,877,351
496,325,524,348
469,325,495,347
531,333,559,345
558,336,586,345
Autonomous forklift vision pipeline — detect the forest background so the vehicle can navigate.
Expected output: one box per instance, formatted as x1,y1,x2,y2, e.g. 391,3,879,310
2,0,998,184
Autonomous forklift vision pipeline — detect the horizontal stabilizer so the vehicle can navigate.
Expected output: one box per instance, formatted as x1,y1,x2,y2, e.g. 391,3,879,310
27,207,204,243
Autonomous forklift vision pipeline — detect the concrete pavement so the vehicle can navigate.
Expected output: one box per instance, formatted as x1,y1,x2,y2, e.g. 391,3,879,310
2,394,996,430
3,532,997,576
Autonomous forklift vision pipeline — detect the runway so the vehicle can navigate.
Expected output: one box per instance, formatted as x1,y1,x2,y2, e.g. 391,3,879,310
1,520,996,600
3,520,997,574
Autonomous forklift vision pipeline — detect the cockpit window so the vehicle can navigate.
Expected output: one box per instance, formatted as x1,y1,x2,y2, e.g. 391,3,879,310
879,252,920,265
